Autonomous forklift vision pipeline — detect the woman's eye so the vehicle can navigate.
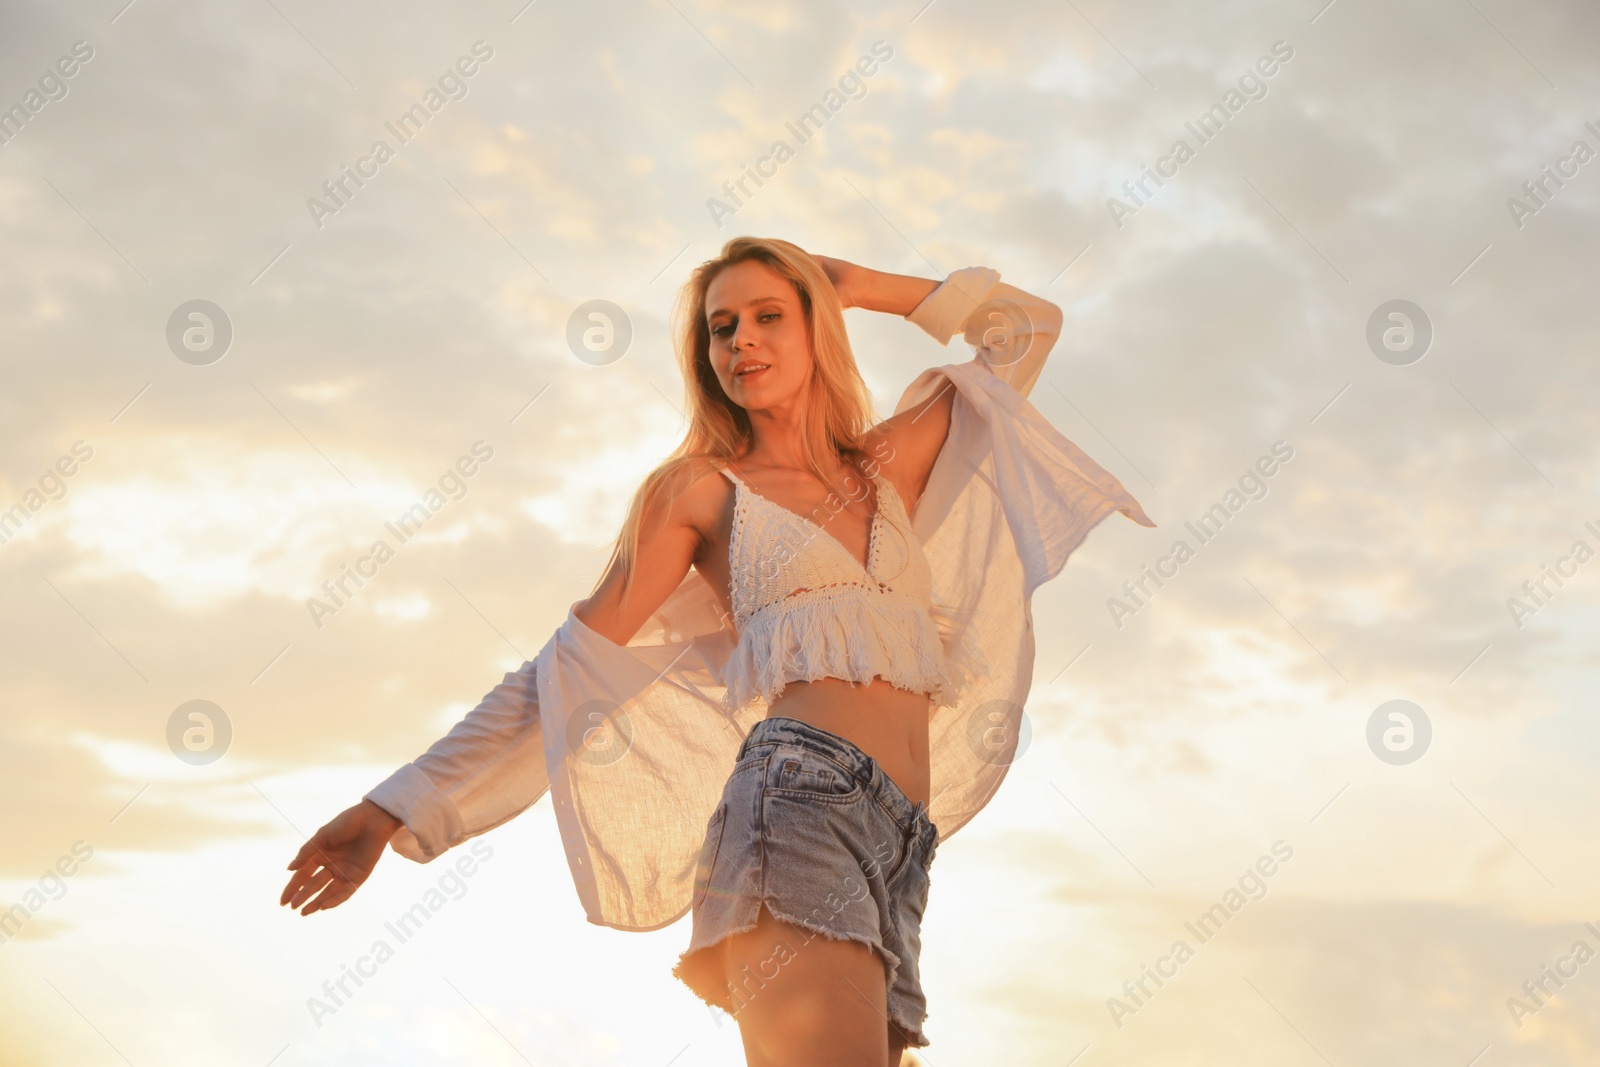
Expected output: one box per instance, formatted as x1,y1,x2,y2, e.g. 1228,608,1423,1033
710,312,776,339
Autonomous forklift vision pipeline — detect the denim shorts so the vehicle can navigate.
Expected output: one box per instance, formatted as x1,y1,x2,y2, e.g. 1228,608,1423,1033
671,716,941,1049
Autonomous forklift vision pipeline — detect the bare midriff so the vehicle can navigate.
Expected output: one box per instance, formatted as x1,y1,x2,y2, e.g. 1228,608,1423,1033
764,676,932,807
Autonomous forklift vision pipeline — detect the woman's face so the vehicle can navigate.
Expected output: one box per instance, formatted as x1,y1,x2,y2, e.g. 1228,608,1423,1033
704,259,813,412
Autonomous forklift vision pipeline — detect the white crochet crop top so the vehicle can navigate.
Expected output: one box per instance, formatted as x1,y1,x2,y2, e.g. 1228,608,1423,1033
717,462,965,712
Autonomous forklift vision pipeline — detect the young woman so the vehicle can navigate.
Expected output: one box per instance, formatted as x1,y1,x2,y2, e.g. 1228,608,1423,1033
280,237,1153,1066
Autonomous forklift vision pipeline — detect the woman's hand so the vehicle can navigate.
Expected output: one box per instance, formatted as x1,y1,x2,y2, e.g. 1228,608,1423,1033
280,799,403,916
813,255,866,309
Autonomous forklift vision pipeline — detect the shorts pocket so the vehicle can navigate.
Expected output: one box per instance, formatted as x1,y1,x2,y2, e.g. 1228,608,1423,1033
691,804,728,911
765,750,864,804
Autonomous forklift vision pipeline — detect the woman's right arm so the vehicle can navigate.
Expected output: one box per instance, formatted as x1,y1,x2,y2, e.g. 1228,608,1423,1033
281,459,707,915
573,460,707,646
281,656,557,916
376,460,704,843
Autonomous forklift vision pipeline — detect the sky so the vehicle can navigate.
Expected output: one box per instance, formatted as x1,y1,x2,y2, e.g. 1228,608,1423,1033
2,0,1599,1063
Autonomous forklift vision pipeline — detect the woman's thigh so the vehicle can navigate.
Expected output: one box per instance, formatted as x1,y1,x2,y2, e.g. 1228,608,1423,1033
719,899,892,1067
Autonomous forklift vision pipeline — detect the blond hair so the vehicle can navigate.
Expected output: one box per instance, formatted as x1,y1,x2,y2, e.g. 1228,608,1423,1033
587,236,880,603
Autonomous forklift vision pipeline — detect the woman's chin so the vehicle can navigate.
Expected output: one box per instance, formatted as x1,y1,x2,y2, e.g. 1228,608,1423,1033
731,381,780,406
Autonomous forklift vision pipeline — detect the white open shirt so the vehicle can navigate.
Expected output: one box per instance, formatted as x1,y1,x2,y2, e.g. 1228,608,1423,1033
365,266,1155,931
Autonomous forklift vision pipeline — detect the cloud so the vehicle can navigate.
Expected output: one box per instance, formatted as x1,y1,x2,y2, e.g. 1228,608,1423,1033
4,0,1600,1060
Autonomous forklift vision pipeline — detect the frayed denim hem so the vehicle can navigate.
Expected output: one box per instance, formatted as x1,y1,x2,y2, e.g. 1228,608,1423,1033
671,894,928,1048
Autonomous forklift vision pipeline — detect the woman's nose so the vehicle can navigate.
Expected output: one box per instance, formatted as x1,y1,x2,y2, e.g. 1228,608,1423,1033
730,326,758,356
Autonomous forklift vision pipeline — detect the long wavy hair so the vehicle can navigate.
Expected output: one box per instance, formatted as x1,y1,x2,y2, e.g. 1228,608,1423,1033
587,236,881,607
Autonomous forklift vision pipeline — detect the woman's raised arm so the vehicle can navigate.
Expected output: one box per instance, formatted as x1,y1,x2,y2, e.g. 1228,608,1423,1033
858,265,1065,509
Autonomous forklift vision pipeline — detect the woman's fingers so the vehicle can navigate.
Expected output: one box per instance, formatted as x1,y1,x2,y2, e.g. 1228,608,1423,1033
280,861,314,905
302,879,355,916
286,837,317,871
280,857,331,906
281,851,373,912
289,868,337,911
281,843,347,902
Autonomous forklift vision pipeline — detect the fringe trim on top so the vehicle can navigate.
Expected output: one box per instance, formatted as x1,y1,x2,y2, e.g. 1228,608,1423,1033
719,584,964,713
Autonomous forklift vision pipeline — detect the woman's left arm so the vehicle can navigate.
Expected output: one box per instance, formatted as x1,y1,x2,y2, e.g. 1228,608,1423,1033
820,257,1064,506
817,256,940,317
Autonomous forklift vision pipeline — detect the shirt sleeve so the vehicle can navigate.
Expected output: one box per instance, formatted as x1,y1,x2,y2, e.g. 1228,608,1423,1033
904,265,1064,401
362,659,551,863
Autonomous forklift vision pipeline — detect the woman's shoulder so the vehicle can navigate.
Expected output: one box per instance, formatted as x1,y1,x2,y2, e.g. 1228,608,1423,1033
645,454,736,537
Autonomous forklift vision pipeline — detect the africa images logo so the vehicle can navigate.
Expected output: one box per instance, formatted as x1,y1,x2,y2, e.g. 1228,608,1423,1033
305,41,494,229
